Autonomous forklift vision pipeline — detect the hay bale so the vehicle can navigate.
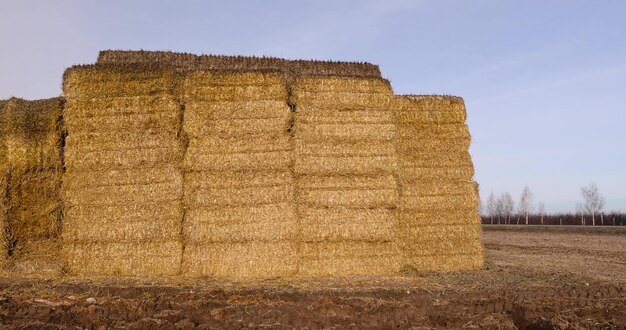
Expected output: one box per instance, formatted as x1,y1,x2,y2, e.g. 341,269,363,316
63,241,182,276
294,156,397,175
0,169,8,268
63,202,183,241
292,76,400,277
181,69,297,280
0,98,64,274
394,95,483,272
97,50,382,78
61,65,184,277
182,242,298,279
299,207,395,242
299,242,401,276
184,203,296,243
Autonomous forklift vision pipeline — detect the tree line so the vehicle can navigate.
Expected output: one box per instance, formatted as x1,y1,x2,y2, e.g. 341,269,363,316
480,183,625,226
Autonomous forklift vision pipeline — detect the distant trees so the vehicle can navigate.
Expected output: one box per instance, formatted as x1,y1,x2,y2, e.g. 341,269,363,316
499,192,514,224
580,183,605,226
538,202,546,225
486,192,497,225
479,183,619,226
518,186,533,225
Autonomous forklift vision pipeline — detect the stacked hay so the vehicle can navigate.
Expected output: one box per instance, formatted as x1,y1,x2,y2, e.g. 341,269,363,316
97,50,382,78
0,98,63,274
62,65,184,276
394,96,483,271
181,71,297,280
292,77,401,276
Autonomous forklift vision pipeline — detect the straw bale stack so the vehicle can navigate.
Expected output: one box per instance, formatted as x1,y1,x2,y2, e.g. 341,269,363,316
97,50,382,78
0,97,63,274
292,77,401,276
394,95,483,271
61,65,184,276
181,71,297,280
0,168,7,268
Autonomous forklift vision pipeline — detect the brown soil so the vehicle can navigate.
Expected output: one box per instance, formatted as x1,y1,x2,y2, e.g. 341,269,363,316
0,226,624,329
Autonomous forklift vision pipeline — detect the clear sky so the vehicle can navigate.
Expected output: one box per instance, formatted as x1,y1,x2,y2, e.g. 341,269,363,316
1,0,624,212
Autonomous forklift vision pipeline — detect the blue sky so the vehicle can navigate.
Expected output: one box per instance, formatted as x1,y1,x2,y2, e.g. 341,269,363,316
1,0,624,212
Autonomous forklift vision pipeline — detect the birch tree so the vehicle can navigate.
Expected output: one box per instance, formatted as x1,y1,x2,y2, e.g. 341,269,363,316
499,192,514,225
486,192,497,225
538,202,546,225
519,186,533,225
581,183,605,226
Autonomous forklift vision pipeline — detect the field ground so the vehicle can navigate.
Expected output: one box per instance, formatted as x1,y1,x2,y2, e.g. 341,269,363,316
0,226,624,329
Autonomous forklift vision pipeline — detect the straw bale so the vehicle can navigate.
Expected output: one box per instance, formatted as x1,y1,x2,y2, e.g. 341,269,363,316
397,138,471,154
297,112,394,124
401,194,478,211
184,116,290,138
185,151,291,171
399,224,481,242
294,156,397,175
398,208,481,226
399,152,472,168
66,131,180,151
295,108,392,119
63,167,181,190
7,170,61,239
188,136,291,154
296,123,395,142
62,212,181,242
396,110,466,124
182,242,298,279
299,242,401,276
184,185,293,207
184,203,296,243
404,253,484,271
292,91,391,110
299,189,397,208
394,95,465,112
63,241,182,276
401,166,475,182
64,111,180,133
184,100,291,120
397,123,470,140
65,146,183,170
0,97,62,133
185,170,292,190
64,96,179,117
64,180,182,206
10,239,61,261
295,140,394,157
64,201,183,230
0,171,8,266
97,50,382,78
293,77,391,94
402,180,477,197
296,174,396,190
299,207,395,242
184,70,286,88
5,132,62,171
63,65,178,100
184,85,286,102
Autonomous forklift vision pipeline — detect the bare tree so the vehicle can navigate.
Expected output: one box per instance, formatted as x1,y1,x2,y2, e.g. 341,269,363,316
518,186,534,225
576,202,585,226
538,202,546,225
486,192,497,225
499,192,514,225
581,183,605,226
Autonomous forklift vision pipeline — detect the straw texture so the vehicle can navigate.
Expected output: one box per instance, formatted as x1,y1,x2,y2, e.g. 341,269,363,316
0,97,63,274
61,66,184,276
292,77,401,276
394,95,483,271
181,71,297,279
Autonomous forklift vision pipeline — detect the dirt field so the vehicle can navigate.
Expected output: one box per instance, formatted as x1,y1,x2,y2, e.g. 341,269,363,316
0,226,624,329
